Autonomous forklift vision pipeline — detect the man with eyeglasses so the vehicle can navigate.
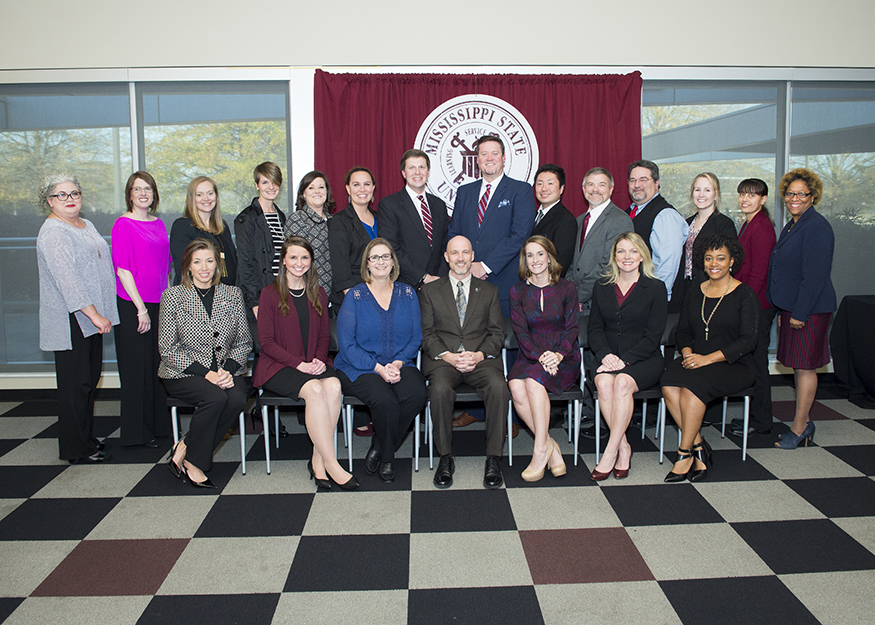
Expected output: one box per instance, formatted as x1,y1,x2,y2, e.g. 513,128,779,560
626,159,688,301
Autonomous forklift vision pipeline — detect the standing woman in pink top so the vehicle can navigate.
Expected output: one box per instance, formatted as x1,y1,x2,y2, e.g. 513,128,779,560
111,171,172,447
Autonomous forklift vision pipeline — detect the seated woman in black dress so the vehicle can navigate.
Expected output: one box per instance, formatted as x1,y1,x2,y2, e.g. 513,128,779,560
508,236,580,482
160,239,252,488
588,233,667,481
661,234,759,482
253,236,358,490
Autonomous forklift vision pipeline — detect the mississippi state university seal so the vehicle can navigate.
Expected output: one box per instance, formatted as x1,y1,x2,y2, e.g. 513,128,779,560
414,94,539,213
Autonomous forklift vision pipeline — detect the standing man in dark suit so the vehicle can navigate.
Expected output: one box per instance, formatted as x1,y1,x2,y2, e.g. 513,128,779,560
531,163,577,277
419,235,509,490
448,134,537,316
569,167,634,313
378,149,449,289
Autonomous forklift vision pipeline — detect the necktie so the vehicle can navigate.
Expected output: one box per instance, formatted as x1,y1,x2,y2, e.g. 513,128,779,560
630,205,639,219
456,280,467,326
477,184,491,226
578,211,591,250
418,195,433,245
534,208,544,225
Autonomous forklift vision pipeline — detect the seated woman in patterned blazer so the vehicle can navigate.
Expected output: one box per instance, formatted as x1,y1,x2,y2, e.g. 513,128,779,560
159,239,252,488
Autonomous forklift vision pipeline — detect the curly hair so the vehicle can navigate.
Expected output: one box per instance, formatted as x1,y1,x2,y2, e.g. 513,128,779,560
778,168,823,205
39,173,81,211
693,233,746,276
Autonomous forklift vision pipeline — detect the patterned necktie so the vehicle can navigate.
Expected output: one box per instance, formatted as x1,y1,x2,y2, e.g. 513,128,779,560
578,211,591,250
630,205,639,219
477,184,492,226
418,195,433,245
456,280,467,326
534,207,544,225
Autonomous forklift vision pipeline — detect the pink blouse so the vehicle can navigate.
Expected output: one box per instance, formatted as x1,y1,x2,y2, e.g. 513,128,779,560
111,216,171,303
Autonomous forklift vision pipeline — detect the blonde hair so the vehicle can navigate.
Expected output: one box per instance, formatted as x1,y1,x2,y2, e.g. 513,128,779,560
601,232,656,285
183,176,224,234
689,172,722,214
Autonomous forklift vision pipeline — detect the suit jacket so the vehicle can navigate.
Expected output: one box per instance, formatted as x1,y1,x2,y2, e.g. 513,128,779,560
418,276,505,377
588,274,667,365
158,283,252,379
378,188,449,287
448,176,536,315
569,202,633,307
767,207,837,320
328,203,376,304
532,201,578,278
234,198,286,310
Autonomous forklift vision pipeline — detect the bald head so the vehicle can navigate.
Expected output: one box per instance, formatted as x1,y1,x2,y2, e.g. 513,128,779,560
445,235,474,279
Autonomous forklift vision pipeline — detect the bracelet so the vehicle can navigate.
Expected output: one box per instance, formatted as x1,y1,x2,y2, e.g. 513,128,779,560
137,310,149,317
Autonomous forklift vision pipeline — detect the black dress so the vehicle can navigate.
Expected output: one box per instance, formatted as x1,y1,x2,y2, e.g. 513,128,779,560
661,282,759,404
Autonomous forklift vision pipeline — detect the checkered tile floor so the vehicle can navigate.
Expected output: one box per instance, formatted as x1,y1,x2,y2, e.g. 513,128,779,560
0,383,873,625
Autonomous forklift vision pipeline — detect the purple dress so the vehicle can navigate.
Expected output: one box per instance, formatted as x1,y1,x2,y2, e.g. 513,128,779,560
508,278,581,394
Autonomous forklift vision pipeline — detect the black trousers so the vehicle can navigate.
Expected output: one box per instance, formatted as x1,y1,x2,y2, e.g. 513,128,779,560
750,307,777,431
114,298,168,445
54,314,102,460
337,368,426,463
162,376,250,472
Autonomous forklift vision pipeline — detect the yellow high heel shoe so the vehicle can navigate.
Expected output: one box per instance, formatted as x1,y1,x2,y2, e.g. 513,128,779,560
521,442,552,482
548,438,567,477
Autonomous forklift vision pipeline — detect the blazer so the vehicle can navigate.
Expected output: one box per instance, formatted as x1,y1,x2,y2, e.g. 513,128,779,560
532,201,578,278
253,283,331,387
448,175,536,315
377,188,449,287
234,198,287,310
158,283,252,379
328,203,377,304
588,274,667,365
568,202,634,307
169,217,238,286
736,209,776,310
419,275,505,377
767,207,837,320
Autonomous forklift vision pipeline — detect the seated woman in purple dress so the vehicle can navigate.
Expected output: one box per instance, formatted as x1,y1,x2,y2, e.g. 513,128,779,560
508,236,580,482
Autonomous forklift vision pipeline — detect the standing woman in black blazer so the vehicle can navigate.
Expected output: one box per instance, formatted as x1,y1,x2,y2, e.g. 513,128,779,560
768,168,836,449
670,173,737,311
328,167,378,306
588,232,667,481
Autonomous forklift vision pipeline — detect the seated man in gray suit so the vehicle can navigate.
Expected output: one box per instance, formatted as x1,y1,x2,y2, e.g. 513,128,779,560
568,167,634,312
419,235,509,490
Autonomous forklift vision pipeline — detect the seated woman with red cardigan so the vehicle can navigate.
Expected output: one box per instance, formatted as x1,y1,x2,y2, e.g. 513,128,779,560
253,236,358,490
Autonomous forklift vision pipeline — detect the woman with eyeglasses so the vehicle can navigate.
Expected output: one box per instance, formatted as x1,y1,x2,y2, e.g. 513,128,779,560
730,179,777,438
767,168,836,449
333,237,427,483
111,171,172,449
37,174,119,463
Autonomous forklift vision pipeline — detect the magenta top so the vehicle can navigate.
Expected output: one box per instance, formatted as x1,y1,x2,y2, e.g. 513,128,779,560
111,216,171,303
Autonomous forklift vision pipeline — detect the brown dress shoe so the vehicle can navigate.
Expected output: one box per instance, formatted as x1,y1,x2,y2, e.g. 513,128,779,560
506,423,519,439
452,411,477,427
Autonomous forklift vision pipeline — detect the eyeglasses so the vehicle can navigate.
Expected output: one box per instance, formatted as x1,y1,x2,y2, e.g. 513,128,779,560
784,191,811,200
132,186,153,194
628,177,652,185
368,253,392,263
50,191,81,201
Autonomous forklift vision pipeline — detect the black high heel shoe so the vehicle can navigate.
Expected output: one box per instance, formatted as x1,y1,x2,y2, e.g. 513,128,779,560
168,440,184,480
689,439,712,482
249,407,290,438
664,448,693,483
181,464,217,489
329,471,360,491
308,460,332,489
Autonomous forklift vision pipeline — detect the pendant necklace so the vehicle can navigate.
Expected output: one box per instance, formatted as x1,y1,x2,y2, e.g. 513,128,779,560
701,278,732,341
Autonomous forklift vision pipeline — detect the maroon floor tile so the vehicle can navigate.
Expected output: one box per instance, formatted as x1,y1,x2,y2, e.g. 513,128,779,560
519,527,653,584
31,538,189,596
772,400,847,422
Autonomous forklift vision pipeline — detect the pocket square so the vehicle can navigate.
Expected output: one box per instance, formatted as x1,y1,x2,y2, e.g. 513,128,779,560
498,199,510,207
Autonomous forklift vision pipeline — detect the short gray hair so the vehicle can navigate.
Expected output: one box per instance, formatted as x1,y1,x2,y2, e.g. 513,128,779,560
39,173,81,210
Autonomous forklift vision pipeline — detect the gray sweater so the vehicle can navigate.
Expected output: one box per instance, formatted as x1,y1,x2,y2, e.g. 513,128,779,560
37,217,119,351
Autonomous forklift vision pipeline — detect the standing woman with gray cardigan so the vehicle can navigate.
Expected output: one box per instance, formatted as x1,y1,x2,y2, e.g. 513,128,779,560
37,174,119,463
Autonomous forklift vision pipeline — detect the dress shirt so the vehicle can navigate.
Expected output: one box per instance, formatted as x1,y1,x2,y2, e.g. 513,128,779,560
476,174,503,275
536,200,561,224
650,208,689,300
584,199,611,234
405,186,433,231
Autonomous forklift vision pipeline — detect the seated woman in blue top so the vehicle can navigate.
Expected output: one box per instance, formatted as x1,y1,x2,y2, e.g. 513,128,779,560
334,237,427,483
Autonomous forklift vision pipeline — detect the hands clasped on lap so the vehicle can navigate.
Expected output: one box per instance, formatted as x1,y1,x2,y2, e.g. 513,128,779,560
206,368,235,389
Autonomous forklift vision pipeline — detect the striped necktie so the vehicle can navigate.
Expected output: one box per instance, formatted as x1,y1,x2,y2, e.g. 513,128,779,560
477,184,491,226
418,195,433,245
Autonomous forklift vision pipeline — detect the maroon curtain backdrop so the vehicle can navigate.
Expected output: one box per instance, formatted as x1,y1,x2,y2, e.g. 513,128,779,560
314,70,642,217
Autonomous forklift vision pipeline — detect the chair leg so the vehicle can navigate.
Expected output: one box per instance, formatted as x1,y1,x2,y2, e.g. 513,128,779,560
641,399,648,439
239,411,247,476
742,395,750,461
659,399,666,464
721,397,728,438
263,404,272,475
507,401,513,467
595,399,601,464
345,405,354,471
414,409,420,472
427,404,434,470
171,407,179,446
567,401,572,443
573,397,581,466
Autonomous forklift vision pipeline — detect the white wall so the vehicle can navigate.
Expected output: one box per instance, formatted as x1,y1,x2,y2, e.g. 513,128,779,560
1,0,873,71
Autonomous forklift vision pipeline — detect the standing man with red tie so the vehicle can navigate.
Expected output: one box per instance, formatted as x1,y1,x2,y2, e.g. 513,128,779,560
448,134,537,317
378,149,449,289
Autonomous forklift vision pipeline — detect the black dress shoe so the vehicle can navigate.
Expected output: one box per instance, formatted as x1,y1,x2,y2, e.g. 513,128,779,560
145,438,159,448
729,424,772,437
307,460,332,489
729,417,744,429
364,441,381,475
433,456,455,489
69,452,107,465
96,440,106,452
378,461,395,483
483,456,503,489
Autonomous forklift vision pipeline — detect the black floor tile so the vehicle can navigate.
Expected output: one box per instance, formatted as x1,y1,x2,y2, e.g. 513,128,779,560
285,534,409,591
245,432,317,461
352,457,413,492
127,462,239,497
0,438,25,459
856,418,875,433
503,453,596,488
693,449,778,482
825,445,875,476
137,593,280,625
732,519,875,574
1,401,58,417
0,597,25,624
0,465,68,498
660,576,819,625
719,425,784,450
785,477,875,518
411,489,516,533
0,497,120,540
33,415,120,440
409,586,544,625
194,494,313,538
601,484,725,526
